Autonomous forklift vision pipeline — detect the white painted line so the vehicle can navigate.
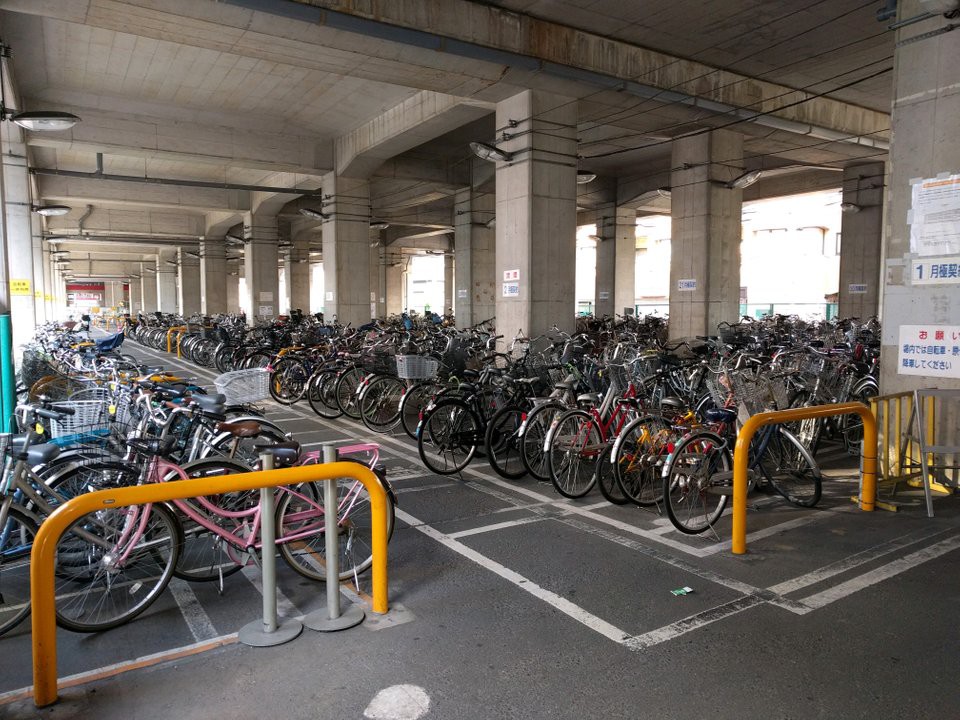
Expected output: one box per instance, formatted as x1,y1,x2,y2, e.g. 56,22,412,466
768,526,953,596
395,507,631,644
624,595,764,650
364,684,431,720
447,516,548,539
395,482,459,494
799,534,960,610
242,565,299,619
166,578,219,642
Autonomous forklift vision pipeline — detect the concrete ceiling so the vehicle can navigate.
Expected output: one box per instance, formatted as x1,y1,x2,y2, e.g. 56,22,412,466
0,0,895,277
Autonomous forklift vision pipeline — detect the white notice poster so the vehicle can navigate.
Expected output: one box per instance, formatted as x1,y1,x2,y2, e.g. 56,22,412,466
909,174,960,256
897,325,960,379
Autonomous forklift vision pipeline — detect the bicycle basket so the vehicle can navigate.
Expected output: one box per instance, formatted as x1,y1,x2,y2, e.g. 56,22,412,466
214,368,271,404
48,400,114,446
396,354,439,380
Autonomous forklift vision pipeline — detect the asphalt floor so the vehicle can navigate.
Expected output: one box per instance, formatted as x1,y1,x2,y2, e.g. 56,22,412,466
2,340,958,720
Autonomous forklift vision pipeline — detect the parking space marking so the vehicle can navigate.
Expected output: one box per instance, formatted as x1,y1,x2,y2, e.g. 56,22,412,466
624,595,764,650
241,565,299,619
446,516,549,539
167,578,219,642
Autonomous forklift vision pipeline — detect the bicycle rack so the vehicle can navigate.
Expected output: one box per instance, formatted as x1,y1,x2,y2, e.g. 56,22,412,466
732,402,878,555
29,461,389,708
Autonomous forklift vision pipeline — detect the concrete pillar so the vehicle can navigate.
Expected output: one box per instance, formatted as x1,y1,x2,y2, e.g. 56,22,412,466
594,207,637,318
289,233,311,314
1,119,36,348
669,130,744,339
141,262,157,312
879,1,960,394
129,276,142,314
838,162,884,320
156,250,178,313
244,213,279,323
454,188,496,327
177,246,201,317
495,90,578,338
443,253,454,316
227,272,240,315
32,214,47,325
42,243,54,320
386,260,404,316
200,241,227,315
322,175,371,326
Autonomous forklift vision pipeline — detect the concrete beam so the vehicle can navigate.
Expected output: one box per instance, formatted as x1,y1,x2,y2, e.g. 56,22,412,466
337,91,493,178
37,174,249,213
45,207,204,238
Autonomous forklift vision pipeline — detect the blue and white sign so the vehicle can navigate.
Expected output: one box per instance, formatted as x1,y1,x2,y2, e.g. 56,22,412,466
848,283,868,294
911,256,960,285
677,278,697,292
502,282,520,297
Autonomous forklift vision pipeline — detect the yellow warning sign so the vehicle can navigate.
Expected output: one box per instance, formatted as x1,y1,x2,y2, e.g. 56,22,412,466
44,294,53,302
9,279,31,296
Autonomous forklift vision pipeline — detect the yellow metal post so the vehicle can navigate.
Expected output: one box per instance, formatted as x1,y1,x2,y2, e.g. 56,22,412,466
30,462,389,708
732,402,876,555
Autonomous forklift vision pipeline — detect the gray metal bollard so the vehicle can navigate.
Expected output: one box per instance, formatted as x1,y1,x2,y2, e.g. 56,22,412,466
303,442,365,631
238,451,304,646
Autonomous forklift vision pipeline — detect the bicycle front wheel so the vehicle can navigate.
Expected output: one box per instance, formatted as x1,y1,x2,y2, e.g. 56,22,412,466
277,472,395,582
613,414,673,507
758,427,822,508
546,410,602,499
359,375,404,433
485,404,527,480
663,431,731,534
417,398,481,475
55,503,182,632
0,508,38,636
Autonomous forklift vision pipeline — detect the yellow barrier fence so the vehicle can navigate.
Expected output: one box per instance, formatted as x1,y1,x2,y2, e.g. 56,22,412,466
165,326,187,354
733,402,877,555
30,461,389,708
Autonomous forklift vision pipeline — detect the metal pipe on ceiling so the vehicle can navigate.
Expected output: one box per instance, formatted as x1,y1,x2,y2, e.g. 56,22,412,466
223,0,890,152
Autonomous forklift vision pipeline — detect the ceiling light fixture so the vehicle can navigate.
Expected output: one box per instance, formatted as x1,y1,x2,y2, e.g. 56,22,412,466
470,141,513,163
840,202,861,214
576,171,597,184
0,43,80,131
33,204,71,217
727,169,763,190
225,233,245,245
485,217,496,229
656,187,672,199
370,221,390,230
299,207,330,220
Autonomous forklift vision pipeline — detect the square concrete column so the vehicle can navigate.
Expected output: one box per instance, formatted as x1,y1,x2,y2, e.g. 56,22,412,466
178,246,201,317
595,207,637,318
386,260,404,316
454,188,496,326
669,130,744,339
227,272,240,315
200,241,227,315
1,120,36,347
129,277,142,314
322,175,371,326
288,233,311,314
495,90,578,338
140,262,157,312
838,162,884,320
156,250,178,313
244,214,279,322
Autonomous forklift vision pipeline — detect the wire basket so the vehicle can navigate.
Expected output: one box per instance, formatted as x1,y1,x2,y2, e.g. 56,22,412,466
215,368,271,404
727,370,780,416
48,400,115,446
396,354,439,380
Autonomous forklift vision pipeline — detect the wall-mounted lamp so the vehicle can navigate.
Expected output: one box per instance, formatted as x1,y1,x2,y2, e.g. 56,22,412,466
225,233,245,245
370,221,390,230
840,202,861,214
470,141,513,163
656,187,672,199
299,207,330,220
32,204,71,217
576,171,597,184
0,43,80,131
726,169,763,189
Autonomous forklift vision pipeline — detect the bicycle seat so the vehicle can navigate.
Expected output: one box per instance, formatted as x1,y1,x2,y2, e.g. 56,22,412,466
660,396,685,409
215,420,262,438
253,439,301,466
462,369,480,380
11,438,60,465
127,436,177,457
577,392,602,405
553,380,576,391
705,407,737,424
192,393,227,411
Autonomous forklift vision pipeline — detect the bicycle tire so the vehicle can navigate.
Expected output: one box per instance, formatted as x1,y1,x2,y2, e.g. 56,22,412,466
0,507,39,636
612,414,672,507
417,397,480,475
335,366,366,420
519,401,567,482
398,381,442,439
277,460,395,582
307,370,343,419
55,502,182,632
359,375,404,433
595,442,629,505
484,404,527,480
758,426,822,508
546,409,601,499
662,431,730,535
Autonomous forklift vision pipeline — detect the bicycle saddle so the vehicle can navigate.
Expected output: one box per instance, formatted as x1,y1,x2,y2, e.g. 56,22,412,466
553,379,576,391
127,436,177,457
704,407,737,424
215,420,262,438
577,392,602,405
10,437,60,465
192,393,227,411
660,396,685,409
253,439,301,466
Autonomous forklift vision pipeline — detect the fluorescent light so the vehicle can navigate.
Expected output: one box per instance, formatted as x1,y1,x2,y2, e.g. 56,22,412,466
11,111,79,132
470,141,513,163
33,204,71,217
576,171,597,184
299,207,330,220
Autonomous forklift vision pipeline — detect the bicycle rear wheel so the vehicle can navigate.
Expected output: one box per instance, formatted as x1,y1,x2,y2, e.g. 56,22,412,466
485,404,527,480
758,426,822,508
613,414,672,506
359,375,404,432
0,508,38,636
520,401,566,482
307,370,343,419
547,410,602,498
54,503,182,632
335,367,366,419
417,398,480,475
595,442,628,505
663,431,730,534
399,380,442,439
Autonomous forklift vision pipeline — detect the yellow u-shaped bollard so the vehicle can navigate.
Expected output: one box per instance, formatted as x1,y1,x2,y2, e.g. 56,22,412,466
732,402,877,555
30,462,389,708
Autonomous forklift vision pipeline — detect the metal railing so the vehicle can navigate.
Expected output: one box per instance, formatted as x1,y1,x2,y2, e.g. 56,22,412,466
732,402,878,555
30,461,389,708
165,325,187,354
